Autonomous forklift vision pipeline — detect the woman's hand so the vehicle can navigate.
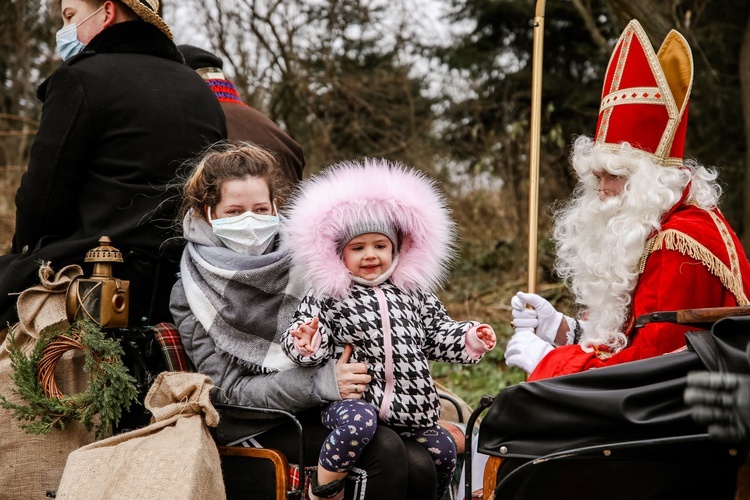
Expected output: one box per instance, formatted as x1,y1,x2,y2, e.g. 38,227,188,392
335,344,371,399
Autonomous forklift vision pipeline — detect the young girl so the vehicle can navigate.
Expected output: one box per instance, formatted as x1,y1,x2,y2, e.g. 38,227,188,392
281,159,497,500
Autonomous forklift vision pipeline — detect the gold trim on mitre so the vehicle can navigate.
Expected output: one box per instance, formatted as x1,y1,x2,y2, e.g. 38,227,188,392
655,28,693,160
596,20,693,167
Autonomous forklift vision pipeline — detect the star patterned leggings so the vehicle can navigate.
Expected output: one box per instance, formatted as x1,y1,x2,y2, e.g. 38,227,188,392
320,399,457,498
396,425,457,498
320,399,379,473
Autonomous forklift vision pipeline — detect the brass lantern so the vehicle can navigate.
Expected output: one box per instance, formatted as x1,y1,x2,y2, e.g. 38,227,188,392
66,236,130,328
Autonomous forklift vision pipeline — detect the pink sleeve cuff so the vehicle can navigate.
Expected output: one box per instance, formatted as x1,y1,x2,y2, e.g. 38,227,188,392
465,323,494,360
293,329,322,357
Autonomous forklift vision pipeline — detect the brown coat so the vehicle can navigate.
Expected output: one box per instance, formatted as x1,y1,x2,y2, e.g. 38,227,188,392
221,101,305,189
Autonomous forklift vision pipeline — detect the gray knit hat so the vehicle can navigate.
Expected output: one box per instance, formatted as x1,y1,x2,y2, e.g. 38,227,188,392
337,221,399,253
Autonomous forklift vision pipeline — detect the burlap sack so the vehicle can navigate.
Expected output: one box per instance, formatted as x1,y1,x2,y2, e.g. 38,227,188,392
0,263,97,500
56,372,225,500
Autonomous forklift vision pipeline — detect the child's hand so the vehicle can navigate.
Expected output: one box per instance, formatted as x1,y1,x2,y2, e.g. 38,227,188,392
476,325,496,350
291,317,320,352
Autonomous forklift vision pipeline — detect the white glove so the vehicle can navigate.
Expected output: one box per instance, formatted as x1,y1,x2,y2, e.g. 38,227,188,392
504,330,554,374
511,292,564,345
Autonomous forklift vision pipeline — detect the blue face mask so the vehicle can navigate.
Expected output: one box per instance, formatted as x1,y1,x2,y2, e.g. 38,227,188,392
55,6,103,61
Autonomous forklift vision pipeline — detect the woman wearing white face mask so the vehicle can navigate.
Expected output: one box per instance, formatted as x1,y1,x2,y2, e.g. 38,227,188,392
206,191,280,256
170,141,419,500
171,142,297,385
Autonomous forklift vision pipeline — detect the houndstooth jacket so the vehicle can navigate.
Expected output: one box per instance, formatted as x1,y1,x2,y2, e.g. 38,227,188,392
282,281,484,428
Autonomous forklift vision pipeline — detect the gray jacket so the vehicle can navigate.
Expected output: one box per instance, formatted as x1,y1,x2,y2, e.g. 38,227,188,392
170,280,340,438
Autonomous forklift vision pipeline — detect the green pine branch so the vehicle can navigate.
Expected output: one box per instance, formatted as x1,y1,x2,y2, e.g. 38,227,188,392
0,319,138,440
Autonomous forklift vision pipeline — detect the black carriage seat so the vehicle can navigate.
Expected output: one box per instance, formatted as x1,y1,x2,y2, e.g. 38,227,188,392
471,314,750,500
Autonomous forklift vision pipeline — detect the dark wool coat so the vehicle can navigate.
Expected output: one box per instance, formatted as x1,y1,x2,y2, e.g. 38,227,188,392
0,21,226,327
283,282,482,429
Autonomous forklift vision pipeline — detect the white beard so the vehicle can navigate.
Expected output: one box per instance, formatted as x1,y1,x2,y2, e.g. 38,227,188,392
554,190,657,351
553,140,693,352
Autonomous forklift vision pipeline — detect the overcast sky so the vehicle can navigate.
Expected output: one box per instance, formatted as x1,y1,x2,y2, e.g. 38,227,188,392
163,0,472,54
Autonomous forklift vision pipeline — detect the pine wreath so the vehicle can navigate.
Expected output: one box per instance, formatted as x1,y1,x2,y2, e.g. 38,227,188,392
0,319,138,439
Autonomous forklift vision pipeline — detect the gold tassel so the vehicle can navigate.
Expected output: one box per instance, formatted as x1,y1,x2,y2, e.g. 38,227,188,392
646,229,748,306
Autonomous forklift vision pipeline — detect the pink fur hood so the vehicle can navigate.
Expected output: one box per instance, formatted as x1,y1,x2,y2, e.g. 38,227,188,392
282,158,457,300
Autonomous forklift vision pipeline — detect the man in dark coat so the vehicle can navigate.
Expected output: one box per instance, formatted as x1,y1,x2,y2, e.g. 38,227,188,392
177,44,305,188
0,0,226,327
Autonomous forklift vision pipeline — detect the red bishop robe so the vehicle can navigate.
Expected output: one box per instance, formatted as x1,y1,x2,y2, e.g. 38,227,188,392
529,202,750,381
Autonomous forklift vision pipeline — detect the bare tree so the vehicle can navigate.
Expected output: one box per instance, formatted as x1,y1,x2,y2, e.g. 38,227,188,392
174,0,437,173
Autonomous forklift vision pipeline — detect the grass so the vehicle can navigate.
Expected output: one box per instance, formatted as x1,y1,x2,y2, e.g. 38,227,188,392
430,224,573,410
431,346,526,408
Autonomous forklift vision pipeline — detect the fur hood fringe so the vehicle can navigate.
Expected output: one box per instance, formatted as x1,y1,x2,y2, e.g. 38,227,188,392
282,158,457,300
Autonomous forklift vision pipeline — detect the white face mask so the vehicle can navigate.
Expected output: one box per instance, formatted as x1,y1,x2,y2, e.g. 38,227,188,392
209,206,280,255
55,6,103,61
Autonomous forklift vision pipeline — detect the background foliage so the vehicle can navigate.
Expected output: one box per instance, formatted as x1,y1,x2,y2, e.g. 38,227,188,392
2,0,750,407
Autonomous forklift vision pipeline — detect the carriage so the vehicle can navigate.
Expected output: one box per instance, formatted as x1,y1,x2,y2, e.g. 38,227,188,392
76,304,750,500
464,312,750,500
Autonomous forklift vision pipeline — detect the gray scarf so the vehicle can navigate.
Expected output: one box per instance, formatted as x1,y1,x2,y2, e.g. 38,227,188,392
179,211,309,373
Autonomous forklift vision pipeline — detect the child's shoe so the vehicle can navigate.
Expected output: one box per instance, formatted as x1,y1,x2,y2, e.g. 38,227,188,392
308,475,345,500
